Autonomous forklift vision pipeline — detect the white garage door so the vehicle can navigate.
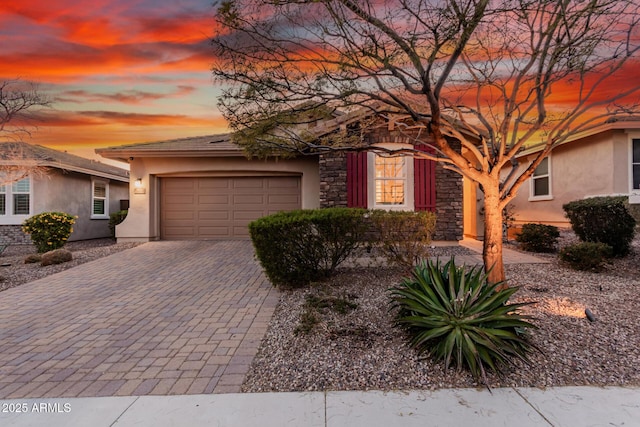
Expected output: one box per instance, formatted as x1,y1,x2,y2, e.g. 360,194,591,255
161,176,301,239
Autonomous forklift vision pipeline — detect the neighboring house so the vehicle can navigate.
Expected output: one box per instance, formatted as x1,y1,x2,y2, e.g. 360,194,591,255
0,142,130,244
97,120,464,242
463,118,640,239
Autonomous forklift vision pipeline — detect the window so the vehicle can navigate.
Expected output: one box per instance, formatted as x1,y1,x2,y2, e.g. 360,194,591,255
91,179,109,219
530,157,552,200
12,178,30,215
633,139,640,192
375,155,406,205
0,185,5,215
367,147,414,210
0,177,31,223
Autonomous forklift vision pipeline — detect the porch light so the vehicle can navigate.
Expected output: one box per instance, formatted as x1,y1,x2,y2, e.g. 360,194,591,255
133,178,146,194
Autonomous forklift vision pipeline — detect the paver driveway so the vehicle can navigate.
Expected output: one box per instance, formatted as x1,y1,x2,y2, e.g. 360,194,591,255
0,241,279,398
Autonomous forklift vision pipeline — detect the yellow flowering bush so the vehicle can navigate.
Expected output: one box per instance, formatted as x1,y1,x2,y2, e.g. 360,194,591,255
22,212,77,253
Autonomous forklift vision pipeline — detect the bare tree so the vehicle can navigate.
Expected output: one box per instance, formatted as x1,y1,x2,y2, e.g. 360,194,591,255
212,0,640,284
0,79,51,186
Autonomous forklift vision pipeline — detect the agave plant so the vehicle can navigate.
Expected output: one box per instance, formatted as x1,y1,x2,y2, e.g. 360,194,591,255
390,258,537,383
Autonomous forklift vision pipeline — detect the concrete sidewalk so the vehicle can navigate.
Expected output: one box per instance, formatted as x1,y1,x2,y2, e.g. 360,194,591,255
1,386,639,426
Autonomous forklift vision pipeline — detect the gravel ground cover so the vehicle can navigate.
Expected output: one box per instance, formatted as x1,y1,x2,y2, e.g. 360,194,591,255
0,239,139,292
243,238,640,392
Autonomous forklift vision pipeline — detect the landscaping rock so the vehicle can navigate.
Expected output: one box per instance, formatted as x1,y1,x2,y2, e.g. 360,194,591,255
24,254,42,264
40,249,73,266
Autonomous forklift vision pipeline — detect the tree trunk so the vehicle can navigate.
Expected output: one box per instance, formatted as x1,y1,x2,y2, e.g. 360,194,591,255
482,187,506,287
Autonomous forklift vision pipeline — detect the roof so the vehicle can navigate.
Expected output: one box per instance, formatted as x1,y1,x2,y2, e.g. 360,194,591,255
0,141,129,182
517,117,640,158
97,134,242,162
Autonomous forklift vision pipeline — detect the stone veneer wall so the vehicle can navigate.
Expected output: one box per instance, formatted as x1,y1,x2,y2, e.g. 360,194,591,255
433,159,464,241
319,151,348,208
0,225,31,245
318,140,464,241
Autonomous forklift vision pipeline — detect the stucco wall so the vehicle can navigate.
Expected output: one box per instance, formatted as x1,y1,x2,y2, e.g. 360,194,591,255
34,170,129,241
507,130,631,228
116,155,320,242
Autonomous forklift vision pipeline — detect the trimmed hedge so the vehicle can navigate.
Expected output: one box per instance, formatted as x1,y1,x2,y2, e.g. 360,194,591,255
563,196,636,257
559,242,613,272
249,208,368,287
515,223,560,253
368,210,436,268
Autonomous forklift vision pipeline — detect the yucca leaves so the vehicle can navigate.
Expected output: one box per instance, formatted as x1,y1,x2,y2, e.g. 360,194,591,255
390,258,537,383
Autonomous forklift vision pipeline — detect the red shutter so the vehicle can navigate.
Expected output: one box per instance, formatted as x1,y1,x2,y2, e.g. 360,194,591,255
414,145,436,212
347,152,368,208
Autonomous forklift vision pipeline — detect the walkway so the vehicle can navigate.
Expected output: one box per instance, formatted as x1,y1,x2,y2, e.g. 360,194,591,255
1,386,638,426
0,241,279,399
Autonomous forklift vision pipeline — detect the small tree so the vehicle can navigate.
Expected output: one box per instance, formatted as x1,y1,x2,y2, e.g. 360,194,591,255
213,0,640,284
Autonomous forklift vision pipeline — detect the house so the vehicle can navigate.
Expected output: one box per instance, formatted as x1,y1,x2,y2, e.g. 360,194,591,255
0,142,130,244
97,122,464,242
463,118,640,239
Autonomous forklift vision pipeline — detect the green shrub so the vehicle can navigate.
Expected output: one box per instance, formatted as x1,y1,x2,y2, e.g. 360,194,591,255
249,208,368,287
109,210,128,238
559,242,613,272
22,212,76,253
563,196,636,257
368,210,437,269
390,258,536,383
515,223,560,253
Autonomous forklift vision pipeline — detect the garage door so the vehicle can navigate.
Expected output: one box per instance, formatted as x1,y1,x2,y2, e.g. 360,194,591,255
161,176,301,239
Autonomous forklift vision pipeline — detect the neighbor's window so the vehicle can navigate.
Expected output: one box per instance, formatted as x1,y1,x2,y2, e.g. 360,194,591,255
11,178,31,215
0,185,5,215
530,157,551,199
633,139,640,191
374,154,406,205
91,179,109,218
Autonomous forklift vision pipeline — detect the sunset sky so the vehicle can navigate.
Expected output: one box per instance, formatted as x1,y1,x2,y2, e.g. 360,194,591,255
0,0,227,161
2,0,639,164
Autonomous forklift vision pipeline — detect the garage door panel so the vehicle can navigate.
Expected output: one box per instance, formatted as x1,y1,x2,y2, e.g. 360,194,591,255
164,211,196,221
198,211,229,220
268,178,299,188
198,194,230,204
268,194,300,204
199,179,231,189
233,178,265,189
233,209,266,220
233,194,266,205
161,176,301,240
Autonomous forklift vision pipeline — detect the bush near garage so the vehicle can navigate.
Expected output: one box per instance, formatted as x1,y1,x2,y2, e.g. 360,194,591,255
22,212,76,253
249,208,369,288
109,210,128,239
563,196,636,257
515,223,560,253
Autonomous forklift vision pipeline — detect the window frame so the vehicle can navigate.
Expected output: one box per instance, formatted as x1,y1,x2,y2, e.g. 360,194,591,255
631,138,640,194
0,176,33,224
529,156,553,201
367,144,414,211
91,178,110,219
